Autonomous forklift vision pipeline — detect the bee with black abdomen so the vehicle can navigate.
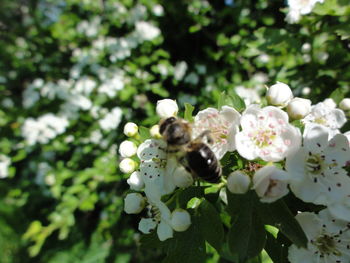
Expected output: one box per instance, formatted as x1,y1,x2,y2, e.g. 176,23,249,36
159,117,222,183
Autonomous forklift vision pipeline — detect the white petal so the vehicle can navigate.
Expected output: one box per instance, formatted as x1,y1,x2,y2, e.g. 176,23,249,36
325,134,350,166
288,245,316,263
157,220,173,241
221,105,241,124
137,139,167,161
235,132,258,160
304,124,329,153
138,218,157,234
295,212,321,239
328,202,350,221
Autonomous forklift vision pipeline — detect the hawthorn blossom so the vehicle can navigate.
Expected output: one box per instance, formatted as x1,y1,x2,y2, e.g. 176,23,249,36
302,102,346,138
192,106,241,160
286,125,350,220
138,201,174,241
235,105,301,162
0,155,11,179
288,210,350,263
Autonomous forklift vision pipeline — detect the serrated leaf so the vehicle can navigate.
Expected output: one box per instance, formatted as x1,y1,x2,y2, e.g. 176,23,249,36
256,200,307,248
139,126,151,141
227,192,266,263
184,103,194,122
198,200,224,251
163,215,206,263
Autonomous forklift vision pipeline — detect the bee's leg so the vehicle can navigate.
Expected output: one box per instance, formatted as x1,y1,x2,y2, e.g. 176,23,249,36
195,130,214,144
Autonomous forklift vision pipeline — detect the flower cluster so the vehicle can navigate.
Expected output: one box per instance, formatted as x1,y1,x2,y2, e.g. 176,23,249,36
120,83,349,261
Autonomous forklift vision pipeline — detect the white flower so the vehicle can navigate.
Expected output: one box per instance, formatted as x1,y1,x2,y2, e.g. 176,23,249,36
135,21,160,41
192,106,241,160
286,125,350,220
301,43,311,53
303,102,346,138
173,166,194,188
150,124,162,138
123,122,138,137
124,193,146,214
138,201,174,241
127,171,145,191
22,114,69,145
119,158,137,174
227,171,251,194
266,82,293,107
137,139,176,203
119,140,138,158
0,155,11,179
345,131,350,145
156,99,179,119
286,0,324,23
253,166,289,203
339,98,350,111
99,107,123,131
302,87,311,96
287,97,312,120
288,209,350,263
236,105,301,162
171,209,191,232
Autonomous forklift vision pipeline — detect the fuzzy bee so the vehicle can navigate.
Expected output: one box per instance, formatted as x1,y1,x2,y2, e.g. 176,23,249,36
159,117,221,183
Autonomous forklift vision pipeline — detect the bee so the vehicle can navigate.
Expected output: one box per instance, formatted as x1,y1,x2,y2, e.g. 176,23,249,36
159,117,221,183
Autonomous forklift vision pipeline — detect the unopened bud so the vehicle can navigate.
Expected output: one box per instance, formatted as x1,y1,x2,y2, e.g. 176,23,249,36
266,82,293,107
127,171,145,191
123,122,138,137
227,171,251,194
119,158,137,174
171,209,191,232
339,98,350,111
173,166,194,188
323,98,336,109
119,140,138,158
124,193,146,214
253,166,289,203
156,99,178,118
287,97,311,120
150,124,162,138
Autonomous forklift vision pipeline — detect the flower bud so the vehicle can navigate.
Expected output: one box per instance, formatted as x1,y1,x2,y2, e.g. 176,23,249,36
173,166,194,188
287,97,312,120
124,193,146,214
323,98,336,109
119,158,137,174
339,98,350,111
150,124,162,138
171,209,191,232
119,140,138,158
227,171,251,194
156,99,178,118
266,82,293,107
127,171,145,191
253,166,289,203
123,122,138,137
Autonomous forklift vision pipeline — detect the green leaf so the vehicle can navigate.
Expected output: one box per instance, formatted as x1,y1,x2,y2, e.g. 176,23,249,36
163,215,206,263
227,192,266,263
178,186,206,208
256,200,307,248
139,126,151,141
329,88,345,103
264,231,289,263
184,103,194,122
217,91,246,112
198,200,224,251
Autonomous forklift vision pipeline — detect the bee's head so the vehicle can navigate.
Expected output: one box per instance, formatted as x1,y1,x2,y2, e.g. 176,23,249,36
159,117,191,146
159,117,177,135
